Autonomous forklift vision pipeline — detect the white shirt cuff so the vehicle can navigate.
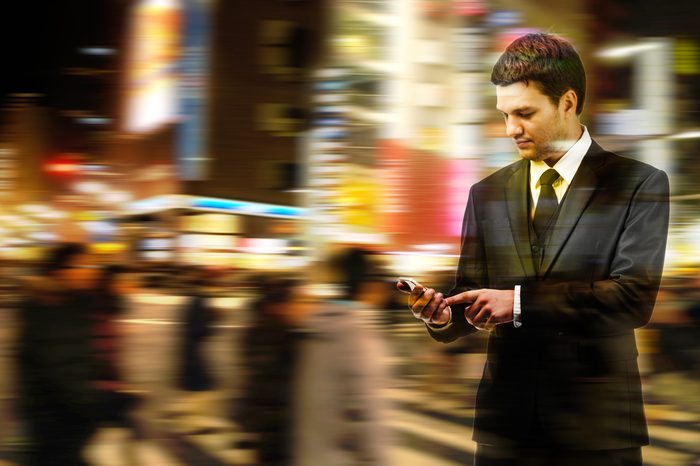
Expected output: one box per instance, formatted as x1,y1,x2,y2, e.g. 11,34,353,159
513,285,522,328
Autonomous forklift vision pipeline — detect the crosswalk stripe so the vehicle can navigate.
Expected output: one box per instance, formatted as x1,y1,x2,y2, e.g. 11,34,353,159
391,445,468,466
647,423,700,447
85,428,188,466
386,409,476,453
137,441,190,466
642,445,694,465
645,404,699,423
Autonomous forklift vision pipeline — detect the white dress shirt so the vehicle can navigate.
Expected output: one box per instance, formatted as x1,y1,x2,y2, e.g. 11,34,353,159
529,126,592,211
513,126,591,327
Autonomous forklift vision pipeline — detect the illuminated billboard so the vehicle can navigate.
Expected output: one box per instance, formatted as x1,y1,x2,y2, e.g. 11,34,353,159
126,0,182,133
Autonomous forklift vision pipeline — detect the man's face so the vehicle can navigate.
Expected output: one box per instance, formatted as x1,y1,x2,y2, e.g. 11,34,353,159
496,81,568,163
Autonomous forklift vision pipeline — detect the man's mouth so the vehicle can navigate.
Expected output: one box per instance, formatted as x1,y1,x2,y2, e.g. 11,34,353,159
515,139,532,149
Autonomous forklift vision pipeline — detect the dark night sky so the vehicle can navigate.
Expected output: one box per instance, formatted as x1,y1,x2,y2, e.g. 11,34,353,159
0,1,121,107
1,1,697,108
0,3,51,102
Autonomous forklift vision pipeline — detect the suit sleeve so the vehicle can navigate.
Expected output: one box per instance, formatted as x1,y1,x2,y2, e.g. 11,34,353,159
427,185,482,343
520,169,669,335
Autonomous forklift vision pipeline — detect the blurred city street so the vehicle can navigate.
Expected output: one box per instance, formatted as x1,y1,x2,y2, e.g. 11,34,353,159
1,0,700,464
2,285,700,465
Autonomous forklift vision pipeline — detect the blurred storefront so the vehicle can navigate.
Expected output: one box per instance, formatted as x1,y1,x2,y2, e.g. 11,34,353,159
117,194,306,270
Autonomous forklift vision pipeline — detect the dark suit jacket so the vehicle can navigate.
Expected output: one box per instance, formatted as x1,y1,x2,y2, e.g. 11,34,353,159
428,141,669,450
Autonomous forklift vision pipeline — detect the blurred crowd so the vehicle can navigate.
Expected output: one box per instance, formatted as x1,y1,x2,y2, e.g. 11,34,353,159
2,243,400,466
1,242,699,465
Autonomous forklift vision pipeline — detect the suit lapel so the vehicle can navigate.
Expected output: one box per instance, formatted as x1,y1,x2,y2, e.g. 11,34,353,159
540,142,604,275
505,160,536,279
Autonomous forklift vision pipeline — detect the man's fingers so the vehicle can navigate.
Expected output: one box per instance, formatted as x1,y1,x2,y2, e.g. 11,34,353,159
445,289,479,306
405,284,451,324
431,304,451,325
416,289,438,320
415,288,434,307
421,292,443,321
464,300,482,321
409,287,432,316
408,284,426,305
408,288,447,323
471,306,490,326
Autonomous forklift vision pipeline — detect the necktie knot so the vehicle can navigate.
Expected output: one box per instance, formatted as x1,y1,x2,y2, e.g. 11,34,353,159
539,169,560,187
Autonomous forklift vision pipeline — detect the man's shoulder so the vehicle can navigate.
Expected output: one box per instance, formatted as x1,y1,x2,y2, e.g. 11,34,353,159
603,152,663,176
589,142,667,182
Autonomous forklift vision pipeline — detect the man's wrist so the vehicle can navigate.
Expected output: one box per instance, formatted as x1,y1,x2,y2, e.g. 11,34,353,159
427,307,453,329
513,285,522,328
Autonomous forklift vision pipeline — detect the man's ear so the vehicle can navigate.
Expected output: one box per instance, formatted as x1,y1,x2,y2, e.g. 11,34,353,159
561,89,578,116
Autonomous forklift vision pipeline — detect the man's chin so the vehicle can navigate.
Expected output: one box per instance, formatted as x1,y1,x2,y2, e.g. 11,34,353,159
517,149,541,161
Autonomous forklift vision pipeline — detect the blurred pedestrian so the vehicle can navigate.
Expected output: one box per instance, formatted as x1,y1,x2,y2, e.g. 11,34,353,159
174,267,220,413
293,247,393,466
238,275,301,466
91,264,142,426
17,243,101,466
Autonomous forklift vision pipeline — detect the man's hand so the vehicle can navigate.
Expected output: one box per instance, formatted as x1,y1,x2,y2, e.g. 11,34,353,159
445,289,514,330
397,280,451,325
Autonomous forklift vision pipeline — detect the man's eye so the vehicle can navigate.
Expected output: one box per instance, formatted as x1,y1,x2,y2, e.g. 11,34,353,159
519,112,533,118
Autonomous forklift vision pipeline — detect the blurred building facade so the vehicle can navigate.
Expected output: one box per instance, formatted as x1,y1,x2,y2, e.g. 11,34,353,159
106,0,327,267
1,0,700,273
0,95,51,206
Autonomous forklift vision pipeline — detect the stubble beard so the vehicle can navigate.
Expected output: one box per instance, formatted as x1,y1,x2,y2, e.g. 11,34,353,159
517,143,547,162
519,125,567,164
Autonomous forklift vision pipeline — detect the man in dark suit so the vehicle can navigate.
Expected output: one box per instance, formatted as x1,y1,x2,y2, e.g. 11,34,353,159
400,33,669,465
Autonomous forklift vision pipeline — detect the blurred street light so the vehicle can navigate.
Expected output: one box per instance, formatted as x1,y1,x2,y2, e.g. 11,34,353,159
28,232,58,242
76,116,113,125
44,153,81,178
74,181,108,194
414,243,452,252
669,130,700,140
18,204,49,215
98,190,133,205
78,47,116,56
35,210,68,220
596,42,664,59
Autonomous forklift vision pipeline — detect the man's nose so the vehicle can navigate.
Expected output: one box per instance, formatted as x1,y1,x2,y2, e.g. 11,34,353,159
505,118,523,138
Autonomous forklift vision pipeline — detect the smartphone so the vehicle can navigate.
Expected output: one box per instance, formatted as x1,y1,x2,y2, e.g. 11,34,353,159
398,277,452,323
397,277,419,294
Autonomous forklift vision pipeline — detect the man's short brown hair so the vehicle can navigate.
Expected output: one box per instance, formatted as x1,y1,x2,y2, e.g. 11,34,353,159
491,32,586,115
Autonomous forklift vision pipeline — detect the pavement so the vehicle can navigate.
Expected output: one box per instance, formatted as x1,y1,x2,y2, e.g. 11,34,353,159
1,289,700,465
143,377,700,466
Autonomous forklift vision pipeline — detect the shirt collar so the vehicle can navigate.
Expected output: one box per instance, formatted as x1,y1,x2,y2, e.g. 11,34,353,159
530,125,591,188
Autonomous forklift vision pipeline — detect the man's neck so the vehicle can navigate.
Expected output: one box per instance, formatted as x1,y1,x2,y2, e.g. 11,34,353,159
543,124,584,167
